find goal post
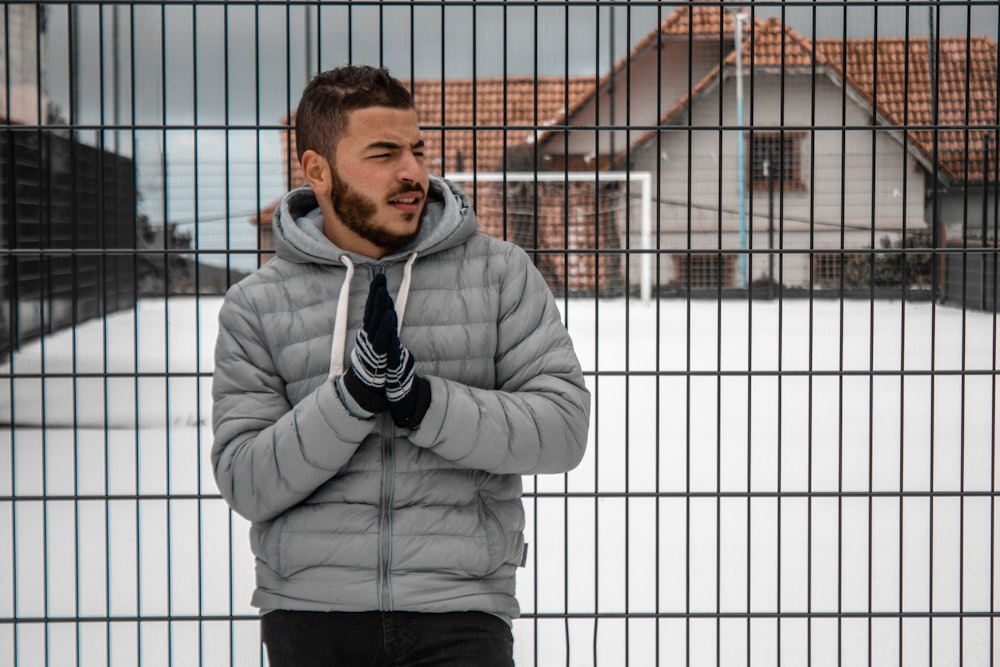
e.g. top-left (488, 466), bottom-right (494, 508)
top-left (444, 171), bottom-right (653, 302)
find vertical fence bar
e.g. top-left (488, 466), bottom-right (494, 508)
top-left (0, 20), bottom-right (9, 639)
top-left (583, 7), bottom-right (596, 664)
top-left (654, 7), bottom-right (664, 665)
top-left (626, 0), bottom-right (634, 658)
top-left (992, 15), bottom-right (1000, 664)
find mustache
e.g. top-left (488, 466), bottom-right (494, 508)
top-left (389, 183), bottom-right (425, 198)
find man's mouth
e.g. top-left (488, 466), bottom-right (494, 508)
top-left (389, 194), bottom-right (421, 205)
top-left (388, 189), bottom-right (425, 215)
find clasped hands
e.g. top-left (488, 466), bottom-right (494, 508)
top-left (341, 273), bottom-right (430, 428)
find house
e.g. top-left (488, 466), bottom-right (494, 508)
top-left (255, 4), bottom-right (997, 294)
top-left (534, 6), bottom-right (997, 290)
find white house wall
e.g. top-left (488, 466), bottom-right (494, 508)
top-left (550, 41), bottom-right (727, 160)
top-left (626, 69), bottom-right (928, 288)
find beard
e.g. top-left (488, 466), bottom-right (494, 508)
top-left (330, 168), bottom-right (423, 255)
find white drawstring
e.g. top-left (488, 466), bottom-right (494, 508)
top-left (328, 252), bottom-right (416, 378)
top-left (394, 252), bottom-right (418, 333)
top-left (328, 255), bottom-right (355, 378)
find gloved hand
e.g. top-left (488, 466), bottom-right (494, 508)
top-left (386, 326), bottom-right (432, 428)
top-left (340, 274), bottom-right (394, 415)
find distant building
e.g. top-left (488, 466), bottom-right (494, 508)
top-left (537, 7), bottom-right (997, 290)
top-left (0, 5), bottom-right (48, 126)
top-left (0, 6), bottom-right (139, 353)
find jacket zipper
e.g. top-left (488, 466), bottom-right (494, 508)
top-left (377, 416), bottom-right (395, 610)
top-left (371, 262), bottom-right (392, 610)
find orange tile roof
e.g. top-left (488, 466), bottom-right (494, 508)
top-left (658, 2), bottom-right (746, 38)
top-left (626, 18), bottom-right (998, 183)
top-left (742, 17), bottom-right (820, 67)
top-left (816, 35), bottom-right (998, 182)
top-left (411, 76), bottom-right (596, 174)
top-left (254, 76), bottom-right (596, 225)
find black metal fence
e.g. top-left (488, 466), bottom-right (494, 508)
top-left (1, 2), bottom-right (997, 665)
top-left (0, 128), bottom-right (136, 355)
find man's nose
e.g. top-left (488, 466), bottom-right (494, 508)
top-left (397, 152), bottom-right (424, 182)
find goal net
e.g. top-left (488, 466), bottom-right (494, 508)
top-left (446, 172), bottom-right (650, 298)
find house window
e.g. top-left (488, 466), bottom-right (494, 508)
top-left (749, 132), bottom-right (805, 190)
top-left (676, 254), bottom-right (735, 288)
top-left (814, 253), bottom-right (843, 286)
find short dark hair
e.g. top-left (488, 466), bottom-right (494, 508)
top-left (294, 65), bottom-right (414, 164)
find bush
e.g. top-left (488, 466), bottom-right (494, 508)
top-left (843, 230), bottom-right (934, 288)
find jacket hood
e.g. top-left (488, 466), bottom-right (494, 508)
top-left (269, 174), bottom-right (480, 382)
top-left (271, 174), bottom-right (478, 267)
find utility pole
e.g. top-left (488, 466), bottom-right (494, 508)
top-left (728, 6), bottom-right (749, 288)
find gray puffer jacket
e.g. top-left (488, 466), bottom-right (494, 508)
top-left (211, 175), bottom-right (591, 622)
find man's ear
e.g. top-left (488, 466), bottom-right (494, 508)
top-left (301, 149), bottom-right (332, 196)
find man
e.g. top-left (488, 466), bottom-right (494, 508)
top-left (211, 65), bottom-right (591, 665)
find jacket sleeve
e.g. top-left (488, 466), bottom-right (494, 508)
top-left (407, 245), bottom-right (591, 475)
top-left (210, 284), bottom-right (377, 523)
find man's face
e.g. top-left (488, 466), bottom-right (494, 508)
top-left (326, 106), bottom-right (430, 256)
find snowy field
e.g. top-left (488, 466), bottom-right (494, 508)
top-left (1, 295), bottom-right (997, 666)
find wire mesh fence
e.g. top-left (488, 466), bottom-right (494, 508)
top-left (1, 1), bottom-right (998, 665)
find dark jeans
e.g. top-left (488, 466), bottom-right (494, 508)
top-left (261, 609), bottom-right (514, 667)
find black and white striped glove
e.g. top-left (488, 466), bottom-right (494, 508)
top-left (341, 274), bottom-right (393, 415)
top-left (386, 329), bottom-right (431, 428)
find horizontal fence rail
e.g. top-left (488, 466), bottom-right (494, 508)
top-left (1, 1), bottom-right (998, 665)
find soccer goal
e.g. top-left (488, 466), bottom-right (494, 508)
top-left (446, 171), bottom-right (653, 301)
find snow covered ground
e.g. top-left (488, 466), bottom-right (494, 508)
top-left (1, 295), bottom-right (997, 666)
